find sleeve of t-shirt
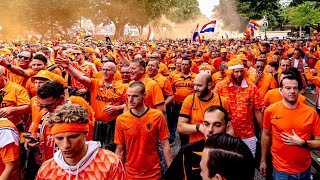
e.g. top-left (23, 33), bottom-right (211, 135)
top-left (0, 142), bottom-right (19, 163)
top-left (151, 83), bottom-right (165, 106)
top-left (264, 92), bottom-right (270, 107)
top-left (157, 113), bottom-right (169, 141)
top-left (114, 117), bottom-right (125, 145)
top-left (263, 107), bottom-right (272, 129)
top-left (311, 110), bottom-right (320, 136)
top-left (253, 86), bottom-right (265, 110)
top-left (179, 95), bottom-right (193, 119)
top-left (89, 78), bottom-right (98, 92)
top-left (163, 79), bottom-right (174, 97)
top-left (270, 77), bottom-right (278, 89)
top-left (16, 86), bottom-right (31, 106)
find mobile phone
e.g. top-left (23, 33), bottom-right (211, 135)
top-left (23, 135), bottom-right (39, 143)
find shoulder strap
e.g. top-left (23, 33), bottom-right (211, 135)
top-left (219, 95), bottom-right (222, 107)
top-left (48, 64), bottom-right (60, 72)
top-left (191, 93), bottom-right (195, 110)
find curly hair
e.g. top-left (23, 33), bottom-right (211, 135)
top-left (48, 104), bottom-right (88, 127)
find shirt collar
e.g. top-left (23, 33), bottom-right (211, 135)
top-left (228, 79), bottom-right (248, 88)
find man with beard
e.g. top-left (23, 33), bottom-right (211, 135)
top-left (178, 72), bottom-right (230, 143)
top-left (214, 59), bottom-right (264, 157)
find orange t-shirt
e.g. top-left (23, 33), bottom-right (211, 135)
top-left (255, 73), bottom-right (278, 98)
top-left (263, 102), bottom-right (320, 174)
top-left (264, 88), bottom-right (307, 107)
top-left (212, 71), bottom-right (225, 87)
top-left (171, 72), bottom-right (197, 104)
top-left (71, 61), bottom-right (97, 89)
top-left (0, 119), bottom-right (19, 180)
top-left (159, 62), bottom-right (169, 76)
top-left (36, 148), bottom-right (125, 180)
top-left (149, 73), bottom-right (173, 98)
top-left (89, 79), bottom-right (127, 121)
top-left (114, 108), bottom-right (169, 179)
top-left (2, 81), bottom-right (30, 125)
top-left (139, 76), bottom-right (165, 108)
top-left (214, 79), bottom-right (264, 138)
top-left (179, 93), bottom-right (230, 142)
top-left (6, 62), bottom-right (34, 87)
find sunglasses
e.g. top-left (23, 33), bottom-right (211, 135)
top-left (40, 98), bottom-right (59, 109)
top-left (73, 53), bottom-right (81, 56)
top-left (18, 55), bottom-right (30, 60)
top-left (256, 65), bottom-right (264, 69)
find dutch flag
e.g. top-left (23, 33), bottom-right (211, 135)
top-left (200, 20), bottom-right (216, 33)
top-left (192, 23), bottom-right (202, 43)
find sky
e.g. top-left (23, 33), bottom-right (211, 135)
top-left (197, 0), bottom-right (219, 18)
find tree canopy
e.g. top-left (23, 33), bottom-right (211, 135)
top-left (285, 1), bottom-right (320, 27)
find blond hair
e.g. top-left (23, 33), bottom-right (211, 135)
top-left (48, 104), bottom-right (88, 127)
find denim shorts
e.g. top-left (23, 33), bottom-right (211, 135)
top-left (273, 167), bottom-right (311, 180)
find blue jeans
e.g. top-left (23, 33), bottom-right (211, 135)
top-left (273, 167), bottom-right (311, 180)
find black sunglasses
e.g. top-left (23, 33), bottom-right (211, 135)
top-left (74, 53), bottom-right (81, 56)
top-left (256, 65), bottom-right (264, 69)
top-left (18, 55), bottom-right (30, 60)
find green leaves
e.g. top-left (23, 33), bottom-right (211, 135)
top-left (285, 1), bottom-right (320, 26)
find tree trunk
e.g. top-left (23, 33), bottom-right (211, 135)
top-left (114, 22), bottom-right (125, 38)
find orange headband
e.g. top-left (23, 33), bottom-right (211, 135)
top-left (51, 123), bottom-right (89, 135)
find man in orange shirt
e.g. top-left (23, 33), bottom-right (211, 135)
top-left (264, 71), bottom-right (307, 107)
top-left (115, 82), bottom-right (172, 180)
top-left (260, 75), bottom-right (320, 179)
top-left (0, 118), bottom-right (19, 180)
top-left (120, 64), bottom-right (131, 85)
top-left (3, 50), bottom-right (33, 86)
top-left (252, 59), bottom-right (278, 97)
top-left (0, 66), bottom-right (30, 132)
top-left (37, 104), bottom-right (125, 180)
top-left (129, 59), bottom-right (165, 112)
top-left (57, 58), bottom-right (127, 151)
top-left (211, 48), bottom-right (229, 70)
top-left (178, 72), bottom-right (230, 143)
top-left (212, 61), bottom-right (227, 87)
top-left (171, 58), bottom-right (197, 146)
top-left (214, 59), bottom-right (264, 156)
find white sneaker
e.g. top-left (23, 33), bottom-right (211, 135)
top-left (311, 90), bottom-right (316, 94)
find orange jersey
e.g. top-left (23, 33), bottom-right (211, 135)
top-left (171, 72), bottom-right (197, 104)
top-left (179, 93), bottom-right (230, 142)
top-left (214, 79), bottom-right (264, 138)
top-left (255, 73), bottom-right (278, 97)
top-left (139, 76), bottom-right (165, 108)
top-left (264, 88), bottom-right (307, 107)
top-left (89, 79), bottom-right (127, 121)
top-left (2, 81), bottom-right (30, 125)
top-left (149, 73), bottom-right (173, 98)
top-left (159, 62), bottom-right (169, 76)
top-left (37, 148), bottom-right (125, 180)
top-left (212, 71), bottom-right (225, 87)
top-left (263, 102), bottom-right (320, 174)
top-left (6, 62), bottom-right (34, 87)
top-left (0, 119), bottom-right (19, 180)
top-left (114, 108), bottom-right (169, 179)
top-left (71, 61), bottom-right (97, 89)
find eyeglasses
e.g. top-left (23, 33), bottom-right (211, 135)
top-left (256, 66), bottom-right (264, 69)
top-left (40, 98), bottom-right (59, 109)
top-left (73, 53), bottom-right (81, 56)
top-left (18, 55), bottom-right (30, 60)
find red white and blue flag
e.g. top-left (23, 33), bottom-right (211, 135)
top-left (192, 23), bottom-right (201, 43)
top-left (248, 20), bottom-right (260, 30)
top-left (147, 26), bottom-right (155, 40)
top-left (200, 20), bottom-right (216, 33)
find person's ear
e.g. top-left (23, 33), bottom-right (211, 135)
top-left (214, 173), bottom-right (226, 180)
top-left (279, 88), bottom-right (283, 96)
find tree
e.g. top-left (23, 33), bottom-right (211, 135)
top-left (167, 0), bottom-right (200, 24)
top-left (285, 1), bottom-right (320, 27)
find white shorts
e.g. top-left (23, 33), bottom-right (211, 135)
top-left (242, 136), bottom-right (257, 157)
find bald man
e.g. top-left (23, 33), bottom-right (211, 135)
top-left (0, 66), bottom-right (30, 132)
top-left (178, 72), bottom-right (231, 143)
top-left (56, 58), bottom-right (127, 151)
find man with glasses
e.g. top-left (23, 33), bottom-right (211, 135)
top-left (67, 47), bottom-right (97, 101)
top-left (2, 50), bottom-right (33, 86)
top-left (253, 59), bottom-right (278, 97)
top-left (120, 64), bottom-right (130, 85)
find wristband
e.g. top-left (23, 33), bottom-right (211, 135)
top-left (302, 140), bottom-right (308, 148)
top-left (196, 124), bottom-right (200, 132)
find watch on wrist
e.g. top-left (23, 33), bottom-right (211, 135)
top-left (302, 140), bottom-right (308, 148)
top-left (196, 124), bottom-right (200, 132)
top-left (6, 63), bottom-right (11, 68)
